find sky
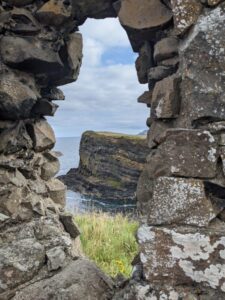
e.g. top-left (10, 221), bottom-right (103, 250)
top-left (48, 18), bottom-right (148, 138)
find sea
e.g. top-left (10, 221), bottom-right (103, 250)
top-left (55, 137), bottom-right (136, 214)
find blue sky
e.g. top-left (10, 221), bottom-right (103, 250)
top-left (48, 18), bottom-right (148, 137)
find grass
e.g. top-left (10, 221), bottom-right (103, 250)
top-left (75, 212), bottom-right (139, 278)
top-left (85, 130), bottom-right (146, 140)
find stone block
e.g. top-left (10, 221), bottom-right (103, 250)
top-left (46, 178), bottom-right (66, 207)
top-left (46, 247), bottom-right (66, 271)
top-left (59, 212), bottom-right (80, 238)
top-left (154, 37), bottom-right (178, 63)
top-left (135, 42), bottom-right (153, 84)
top-left (147, 129), bottom-right (218, 178)
top-left (149, 177), bottom-right (216, 226)
top-left (138, 224), bottom-right (225, 292)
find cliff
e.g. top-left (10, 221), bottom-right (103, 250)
top-left (60, 131), bottom-right (149, 202)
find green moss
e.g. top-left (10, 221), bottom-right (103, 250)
top-left (85, 130), bottom-right (146, 141)
top-left (106, 178), bottom-right (123, 189)
top-left (75, 212), bottom-right (139, 277)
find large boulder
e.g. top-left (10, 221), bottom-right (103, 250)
top-left (12, 259), bottom-right (114, 300)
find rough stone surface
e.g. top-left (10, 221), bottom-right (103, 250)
top-left (135, 42), bottom-right (153, 84)
top-left (60, 212), bottom-right (80, 238)
top-left (147, 129), bottom-right (218, 178)
top-left (138, 223), bottom-right (225, 292)
top-left (12, 259), bottom-right (114, 300)
top-left (154, 37), bottom-right (178, 63)
top-left (148, 177), bottom-right (216, 226)
top-left (118, 0), bottom-right (172, 51)
top-left (171, 0), bottom-right (202, 35)
top-left (151, 75), bottom-right (181, 119)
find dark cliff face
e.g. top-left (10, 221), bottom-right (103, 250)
top-left (60, 131), bottom-right (149, 202)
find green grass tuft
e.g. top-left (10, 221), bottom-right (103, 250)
top-left (75, 212), bottom-right (139, 278)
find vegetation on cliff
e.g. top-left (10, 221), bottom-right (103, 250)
top-left (60, 131), bottom-right (149, 202)
top-left (75, 212), bottom-right (139, 277)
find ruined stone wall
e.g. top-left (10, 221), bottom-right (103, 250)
top-left (0, 0), bottom-right (225, 299)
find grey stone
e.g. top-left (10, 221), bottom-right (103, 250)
top-left (154, 37), bottom-right (178, 63)
top-left (31, 100), bottom-right (58, 117)
top-left (149, 177), bottom-right (216, 226)
top-left (148, 65), bottom-right (177, 88)
top-left (135, 42), bottom-right (153, 84)
top-left (151, 75), bottom-right (181, 119)
top-left (138, 223), bottom-right (225, 291)
top-left (27, 119), bottom-right (56, 152)
top-left (46, 247), bottom-right (66, 271)
top-left (46, 178), bottom-right (66, 207)
top-left (12, 259), bottom-right (114, 300)
top-left (137, 91), bottom-right (152, 106)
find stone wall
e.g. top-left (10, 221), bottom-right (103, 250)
top-left (0, 0), bottom-right (225, 299)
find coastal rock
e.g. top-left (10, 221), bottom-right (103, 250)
top-left (137, 91), bottom-right (152, 107)
top-left (147, 129), bottom-right (218, 178)
top-left (118, 0), bottom-right (172, 51)
top-left (138, 223), bottom-right (225, 291)
top-left (59, 212), bottom-right (80, 238)
top-left (46, 247), bottom-right (66, 271)
top-left (46, 178), bottom-right (66, 206)
top-left (60, 131), bottom-right (149, 202)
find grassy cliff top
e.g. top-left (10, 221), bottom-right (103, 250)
top-left (84, 130), bottom-right (146, 140)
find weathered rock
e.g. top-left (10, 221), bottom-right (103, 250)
top-left (138, 223), bottom-right (225, 291)
top-left (31, 100), bottom-right (58, 117)
top-left (0, 238), bottom-right (45, 294)
top-left (59, 131), bottom-right (149, 201)
top-left (151, 75), bottom-right (180, 119)
top-left (178, 4), bottom-right (225, 127)
top-left (72, 0), bottom-right (117, 20)
top-left (148, 177), bottom-right (216, 226)
top-left (4, 0), bottom-right (35, 7)
top-left (137, 91), bottom-right (152, 107)
top-left (118, 0), bottom-right (172, 51)
top-left (12, 259), bottom-right (114, 300)
top-left (0, 36), bottom-right (64, 75)
top-left (41, 87), bottom-right (65, 101)
top-left (154, 36), bottom-right (178, 63)
top-left (0, 69), bottom-right (39, 120)
top-left (135, 42), bottom-right (153, 84)
top-left (27, 119), bottom-right (56, 152)
top-left (46, 247), bottom-right (66, 271)
top-left (147, 129), bottom-right (218, 178)
top-left (36, 0), bottom-right (72, 27)
top-left (148, 65), bottom-right (177, 88)
top-left (171, 0), bottom-right (203, 35)
top-left (46, 178), bottom-right (66, 207)
top-left (59, 212), bottom-right (80, 238)
top-left (41, 151), bottom-right (60, 181)
top-left (0, 121), bottom-right (32, 155)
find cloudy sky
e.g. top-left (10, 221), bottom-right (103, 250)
top-left (48, 18), bottom-right (148, 137)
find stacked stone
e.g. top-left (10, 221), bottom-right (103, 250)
top-left (0, 1), bottom-right (114, 299)
top-left (131, 0), bottom-right (225, 298)
top-left (1, 0), bottom-right (225, 299)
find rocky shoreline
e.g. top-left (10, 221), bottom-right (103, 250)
top-left (59, 131), bottom-right (149, 202)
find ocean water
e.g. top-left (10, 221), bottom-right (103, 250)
top-left (55, 137), bottom-right (136, 214)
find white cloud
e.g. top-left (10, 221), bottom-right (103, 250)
top-left (48, 18), bottom-right (148, 137)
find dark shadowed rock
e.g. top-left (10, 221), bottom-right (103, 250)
top-left (60, 212), bottom-right (80, 238)
top-left (135, 42), bottom-right (153, 84)
top-left (137, 91), bottom-right (152, 107)
top-left (31, 99), bottom-right (58, 117)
